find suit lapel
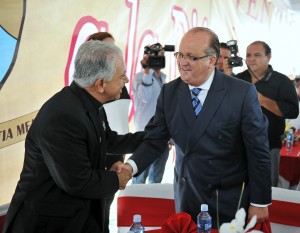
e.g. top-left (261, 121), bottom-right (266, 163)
top-left (185, 70), bottom-right (227, 154)
top-left (177, 81), bottom-right (197, 129)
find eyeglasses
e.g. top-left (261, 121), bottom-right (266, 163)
top-left (174, 52), bottom-right (211, 61)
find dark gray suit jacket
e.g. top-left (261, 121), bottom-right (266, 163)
top-left (129, 69), bottom-right (271, 227)
top-left (3, 82), bottom-right (144, 233)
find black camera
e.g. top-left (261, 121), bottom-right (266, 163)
top-left (226, 40), bottom-right (243, 68)
top-left (144, 43), bottom-right (175, 69)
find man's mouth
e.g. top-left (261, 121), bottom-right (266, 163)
top-left (181, 67), bottom-right (191, 72)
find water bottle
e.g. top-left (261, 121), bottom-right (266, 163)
top-left (197, 204), bottom-right (212, 233)
top-left (286, 128), bottom-right (294, 153)
top-left (129, 214), bottom-right (145, 233)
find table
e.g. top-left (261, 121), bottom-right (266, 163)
top-left (279, 143), bottom-right (300, 190)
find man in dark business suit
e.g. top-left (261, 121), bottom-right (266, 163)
top-left (3, 41), bottom-right (144, 233)
top-left (120, 27), bottom-right (271, 228)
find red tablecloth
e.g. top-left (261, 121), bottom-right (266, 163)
top-left (280, 144), bottom-right (300, 185)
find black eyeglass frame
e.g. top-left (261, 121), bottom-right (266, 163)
top-left (174, 52), bottom-right (212, 61)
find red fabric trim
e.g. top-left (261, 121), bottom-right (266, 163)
top-left (249, 221), bottom-right (271, 233)
top-left (0, 215), bottom-right (5, 232)
top-left (160, 212), bottom-right (197, 233)
top-left (269, 200), bottom-right (300, 227)
top-left (117, 197), bottom-right (175, 226)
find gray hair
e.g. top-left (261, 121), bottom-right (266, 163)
top-left (73, 40), bottom-right (123, 88)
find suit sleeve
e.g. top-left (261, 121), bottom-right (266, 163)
top-left (241, 84), bottom-right (272, 204)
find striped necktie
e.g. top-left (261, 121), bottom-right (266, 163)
top-left (191, 88), bottom-right (202, 116)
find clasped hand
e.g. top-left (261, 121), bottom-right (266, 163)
top-left (110, 161), bottom-right (133, 190)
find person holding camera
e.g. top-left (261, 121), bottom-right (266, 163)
top-left (236, 41), bottom-right (299, 187)
top-left (216, 42), bottom-right (235, 76)
top-left (131, 43), bottom-right (170, 184)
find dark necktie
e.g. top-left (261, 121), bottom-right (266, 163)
top-left (191, 88), bottom-right (202, 116)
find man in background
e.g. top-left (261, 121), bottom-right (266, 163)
top-left (287, 77), bottom-right (300, 131)
top-left (236, 41), bottom-right (299, 187)
top-left (131, 43), bottom-right (170, 184)
top-left (216, 42), bottom-right (235, 76)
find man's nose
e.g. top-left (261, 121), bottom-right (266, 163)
top-left (124, 75), bottom-right (129, 83)
top-left (178, 58), bottom-right (189, 66)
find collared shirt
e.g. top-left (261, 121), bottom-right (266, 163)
top-left (188, 70), bottom-right (214, 105)
top-left (236, 65), bottom-right (299, 149)
top-left (132, 69), bottom-right (166, 131)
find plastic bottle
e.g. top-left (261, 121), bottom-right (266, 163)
top-left (129, 214), bottom-right (145, 233)
top-left (286, 128), bottom-right (294, 153)
top-left (197, 204), bottom-right (212, 233)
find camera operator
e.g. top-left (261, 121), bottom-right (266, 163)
top-left (131, 43), bottom-right (170, 184)
top-left (217, 42), bottom-right (235, 76)
top-left (236, 40), bottom-right (299, 187)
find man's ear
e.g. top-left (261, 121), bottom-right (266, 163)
top-left (95, 78), bottom-right (104, 93)
top-left (209, 55), bottom-right (217, 68)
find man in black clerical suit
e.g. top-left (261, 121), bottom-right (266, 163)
top-left (3, 41), bottom-right (144, 233)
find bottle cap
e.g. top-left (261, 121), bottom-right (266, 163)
top-left (201, 204), bottom-right (208, 211)
top-left (133, 214), bottom-right (141, 222)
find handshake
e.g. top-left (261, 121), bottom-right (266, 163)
top-left (110, 162), bottom-right (133, 190)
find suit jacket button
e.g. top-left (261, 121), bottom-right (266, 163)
top-left (181, 177), bottom-right (186, 182)
top-left (218, 134), bottom-right (222, 139)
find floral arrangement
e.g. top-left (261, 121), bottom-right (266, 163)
top-left (219, 208), bottom-right (262, 233)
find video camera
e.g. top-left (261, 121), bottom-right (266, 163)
top-left (144, 43), bottom-right (175, 69)
top-left (226, 40), bottom-right (243, 68)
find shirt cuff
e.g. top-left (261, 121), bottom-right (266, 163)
top-left (126, 159), bottom-right (138, 175)
top-left (250, 203), bottom-right (271, 207)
